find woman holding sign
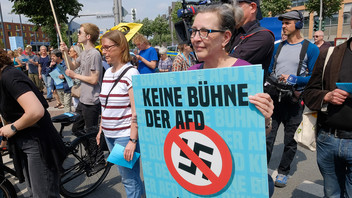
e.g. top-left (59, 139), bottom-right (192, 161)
top-left (188, 4), bottom-right (274, 197)
top-left (96, 30), bottom-right (144, 198)
top-left (0, 49), bottom-right (66, 197)
top-left (188, 3), bottom-right (273, 125)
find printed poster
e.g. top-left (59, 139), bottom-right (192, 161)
top-left (133, 65), bottom-right (268, 197)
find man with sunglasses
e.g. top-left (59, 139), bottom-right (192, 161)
top-left (60, 23), bottom-right (103, 133)
top-left (314, 30), bottom-right (331, 51)
top-left (229, 0), bottom-right (274, 79)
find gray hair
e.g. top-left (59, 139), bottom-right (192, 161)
top-left (196, 2), bottom-right (243, 51)
top-left (159, 46), bottom-right (167, 54)
top-left (40, 45), bottom-right (47, 50)
top-left (71, 45), bottom-right (83, 57)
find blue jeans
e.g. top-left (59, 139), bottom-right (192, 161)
top-left (42, 74), bottom-right (53, 99)
top-left (317, 129), bottom-right (352, 198)
top-left (105, 136), bottom-right (144, 198)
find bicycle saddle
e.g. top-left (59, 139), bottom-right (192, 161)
top-left (51, 112), bottom-right (81, 123)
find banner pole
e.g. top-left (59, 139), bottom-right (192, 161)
top-left (49, 0), bottom-right (71, 70)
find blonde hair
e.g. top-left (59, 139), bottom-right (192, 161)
top-left (81, 23), bottom-right (100, 44)
top-left (102, 30), bottom-right (131, 63)
top-left (132, 33), bottom-right (149, 45)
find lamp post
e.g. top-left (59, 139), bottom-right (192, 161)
top-left (0, 2), bottom-right (8, 50)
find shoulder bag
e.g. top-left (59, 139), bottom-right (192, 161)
top-left (294, 47), bottom-right (334, 151)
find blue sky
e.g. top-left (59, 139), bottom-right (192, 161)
top-left (2, 0), bottom-right (175, 30)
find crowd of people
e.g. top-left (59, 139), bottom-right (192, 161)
top-left (0, 0), bottom-right (351, 197)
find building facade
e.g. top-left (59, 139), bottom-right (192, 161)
top-left (291, 0), bottom-right (352, 43)
top-left (1, 22), bottom-right (49, 51)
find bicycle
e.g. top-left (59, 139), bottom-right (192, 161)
top-left (0, 150), bottom-right (18, 198)
top-left (52, 113), bottom-right (112, 198)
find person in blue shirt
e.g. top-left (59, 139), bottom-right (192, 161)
top-left (132, 33), bottom-right (158, 74)
top-left (266, 10), bottom-right (320, 188)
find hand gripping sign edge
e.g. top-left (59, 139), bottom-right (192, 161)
top-left (164, 122), bottom-right (233, 196)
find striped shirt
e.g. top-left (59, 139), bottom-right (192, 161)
top-left (99, 63), bottom-right (139, 138)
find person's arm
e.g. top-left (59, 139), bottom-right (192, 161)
top-left (60, 42), bottom-right (79, 70)
top-left (136, 55), bottom-right (157, 69)
top-left (65, 69), bottom-right (100, 85)
top-left (38, 63), bottom-right (42, 79)
top-left (296, 44), bottom-right (320, 86)
top-left (14, 58), bottom-right (22, 68)
top-left (96, 116), bottom-right (103, 146)
top-left (0, 91), bottom-right (44, 138)
top-left (124, 87), bottom-right (138, 161)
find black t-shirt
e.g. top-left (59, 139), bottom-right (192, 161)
top-left (0, 66), bottom-right (66, 174)
top-left (325, 42), bottom-right (352, 130)
top-left (0, 66), bottom-right (48, 122)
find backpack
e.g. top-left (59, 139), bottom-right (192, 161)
top-left (264, 39), bottom-right (310, 103)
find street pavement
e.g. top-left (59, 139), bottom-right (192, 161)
top-left (4, 97), bottom-right (324, 198)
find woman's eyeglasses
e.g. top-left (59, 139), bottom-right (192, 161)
top-left (189, 28), bottom-right (225, 39)
top-left (101, 44), bottom-right (118, 52)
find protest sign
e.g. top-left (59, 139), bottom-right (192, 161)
top-left (133, 65), bottom-right (268, 197)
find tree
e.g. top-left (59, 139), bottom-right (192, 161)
top-left (261, 0), bottom-right (291, 17)
top-left (305, 0), bottom-right (343, 19)
top-left (137, 18), bottom-right (153, 39)
top-left (171, 1), bottom-right (183, 24)
top-left (151, 15), bottom-right (170, 46)
top-left (9, 0), bottom-right (83, 47)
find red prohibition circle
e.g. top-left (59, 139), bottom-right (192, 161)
top-left (164, 122), bottom-right (233, 195)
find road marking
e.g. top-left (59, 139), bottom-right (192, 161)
top-left (296, 180), bottom-right (324, 197)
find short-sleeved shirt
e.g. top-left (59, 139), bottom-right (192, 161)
top-left (38, 55), bottom-right (51, 76)
top-left (26, 54), bottom-right (39, 74)
top-left (138, 47), bottom-right (158, 74)
top-left (158, 57), bottom-right (173, 71)
top-left (99, 63), bottom-right (140, 138)
top-left (76, 48), bottom-right (103, 105)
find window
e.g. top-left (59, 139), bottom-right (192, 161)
top-left (24, 32), bottom-right (27, 37)
top-left (15, 25), bottom-right (19, 30)
top-left (343, 12), bottom-right (351, 24)
top-left (8, 31), bottom-right (12, 36)
top-left (16, 32), bottom-right (20, 36)
top-left (23, 26), bottom-right (26, 31)
top-left (7, 24), bottom-right (11, 29)
top-left (30, 27), bottom-right (33, 31)
top-left (43, 34), bottom-right (45, 38)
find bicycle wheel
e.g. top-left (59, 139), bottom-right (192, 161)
top-left (0, 176), bottom-right (17, 198)
top-left (60, 132), bottom-right (112, 198)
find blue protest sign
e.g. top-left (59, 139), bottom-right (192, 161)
top-left (132, 65), bottom-right (268, 197)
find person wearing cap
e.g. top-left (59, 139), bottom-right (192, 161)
top-left (157, 47), bottom-right (173, 72)
top-left (24, 45), bottom-right (42, 90)
top-left (313, 30), bottom-right (331, 51)
top-left (302, 7), bottom-right (352, 198)
top-left (266, 10), bottom-right (320, 188)
top-left (229, 0), bottom-right (275, 78)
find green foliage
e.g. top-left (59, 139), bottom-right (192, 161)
top-left (305, 0), bottom-right (343, 19)
top-left (171, 1), bottom-right (183, 24)
top-left (9, 0), bottom-right (83, 47)
top-left (136, 18), bottom-right (153, 39)
top-left (261, 0), bottom-right (291, 17)
top-left (136, 15), bottom-right (172, 46)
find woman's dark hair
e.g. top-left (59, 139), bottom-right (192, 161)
top-left (0, 49), bottom-right (13, 71)
top-left (51, 49), bottom-right (63, 59)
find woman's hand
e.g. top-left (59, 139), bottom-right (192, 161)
top-left (0, 124), bottom-right (16, 139)
top-left (124, 141), bottom-right (136, 162)
top-left (96, 130), bottom-right (102, 146)
top-left (248, 93), bottom-right (274, 119)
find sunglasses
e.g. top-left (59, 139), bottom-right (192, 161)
top-left (313, 35), bottom-right (320, 38)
